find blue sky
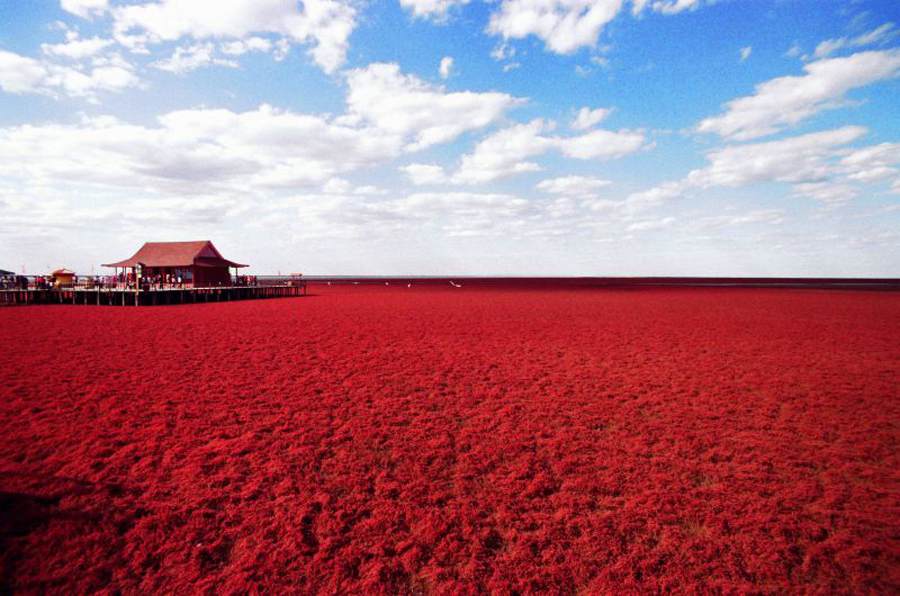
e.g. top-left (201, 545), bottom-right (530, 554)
top-left (0, 0), bottom-right (898, 276)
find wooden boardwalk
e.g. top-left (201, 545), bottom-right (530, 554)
top-left (1, 284), bottom-right (306, 307)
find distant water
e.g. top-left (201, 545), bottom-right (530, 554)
top-left (291, 276), bottom-right (900, 290)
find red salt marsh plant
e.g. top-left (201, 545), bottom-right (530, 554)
top-left (0, 284), bottom-right (898, 593)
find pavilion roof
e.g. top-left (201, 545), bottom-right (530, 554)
top-left (102, 241), bottom-right (247, 268)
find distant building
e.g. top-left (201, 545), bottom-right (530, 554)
top-left (51, 268), bottom-right (76, 288)
top-left (103, 240), bottom-right (247, 287)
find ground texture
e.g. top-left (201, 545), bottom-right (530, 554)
top-left (1, 285), bottom-right (898, 593)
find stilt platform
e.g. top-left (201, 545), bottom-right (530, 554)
top-left (1, 284), bottom-right (306, 307)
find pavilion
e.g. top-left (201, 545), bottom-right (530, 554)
top-left (103, 240), bottom-right (247, 287)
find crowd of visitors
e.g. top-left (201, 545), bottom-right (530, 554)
top-left (1, 273), bottom-right (262, 290)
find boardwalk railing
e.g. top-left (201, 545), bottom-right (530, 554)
top-left (0, 275), bottom-right (307, 306)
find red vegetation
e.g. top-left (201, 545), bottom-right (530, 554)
top-left (1, 285), bottom-right (898, 593)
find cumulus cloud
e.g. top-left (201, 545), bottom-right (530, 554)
top-left (220, 37), bottom-right (274, 55)
top-left (691, 209), bottom-right (785, 231)
top-left (393, 192), bottom-right (529, 225)
top-left (61, 0), bottom-right (109, 19)
top-left (1, 59), bottom-right (529, 194)
top-left (537, 175), bottom-right (612, 196)
top-left (111, 0), bottom-right (356, 73)
top-left (791, 181), bottom-right (859, 204)
top-left (491, 42), bottom-right (516, 62)
top-left (453, 119), bottom-right (645, 183)
top-left (626, 216), bottom-right (675, 232)
top-left (813, 22), bottom-right (897, 59)
top-left (41, 34), bottom-right (114, 60)
top-left (399, 0), bottom-right (470, 20)
top-left (571, 106), bottom-right (611, 130)
top-left (401, 163), bottom-right (449, 185)
top-left (686, 126), bottom-right (868, 188)
top-left (632, 0), bottom-right (703, 15)
top-left (0, 105), bottom-right (401, 196)
top-left (344, 62), bottom-right (523, 151)
top-left (151, 43), bottom-right (239, 74)
top-left (271, 190), bottom-right (532, 240)
top-left (487, 0), bottom-right (707, 55)
top-left (487, 0), bottom-right (624, 55)
top-left (439, 56), bottom-right (454, 79)
top-left (839, 142), bottom-right (900, 183)
top-left (624, 126), bottom-right (881, 213)
top-left (0, 49), bottom-right (139, 99)
top-left (560, 128), bottom-right (646, 160)
top-left (620, 180), bottom-right (685, 214)
top-left (454, 119), bottom-right (554, 183)
top-left (698, 49), bottom-right (900, 140)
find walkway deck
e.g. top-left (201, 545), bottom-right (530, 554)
top-left (1, 284), bottom-right (306, 306)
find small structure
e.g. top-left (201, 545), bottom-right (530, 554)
top-left (0, 269), bottom-right (14, 290)
top-left (2, 241), bottom-right (306, 306)
top-left (51, 268), bottom-right (76, 288)
top-left (103, 240), bottom-right (247, 287)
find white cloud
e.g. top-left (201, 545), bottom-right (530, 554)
top-left (0, 51), bottom-right (52, 95)
top-left (322, 177), bottom-right (352, 193)
top-left (401, 163), bottom-right (449, 185)
top-left (400, 0), bottom-right (470, 20)
top-left (571, 106), bottom-right (611, 130)
top-left (686, 126), bottom-right (868, 188)
top-left (393, 192), bottom-right (529, 223)
top-left (487, 0), bottom-right (709, 57)
top-left (344, 62), bottom-right (523, 151)
top-left (61, 0), bottom-right (109, 19)
top-left (0, 49), bottom-right (139, 99)
top-left (621, 180), bottom-right (685, 214)
top-left (559, 128), bottom-right (646, 159)
top-left (623, 126), bottom-right (873, 213)
top-left (692, 209), bottom-right (785, 230)
top-left (840, 142), bottom-right (900, 183)
top-left (632, 0), bottom-right (703, 15)
top-left (488, 0), bottom-right (624, 55)
top-left (273, 190), bottom-right (532, 240)
top-left (151, 43), bottom-right (239, 74)
top-left (112, 0), bottom-right (356, 73)
top-left (739, 46), bottom-right (752, 62)
top-left (627, 216), bottom-right (675, 232)
top-left (785, 42), bottom-right (803, 58)
top-left (0, 105), bottom-right (401, 195)
top-left (220, 37), bottom-right (274, 55)
top-left (41, 35), bottom-right (114, 60)
top-left (491, 42), bottom-right (516, 61)
top-left (813, 22), bottom-right (897, 59)
top-left (453, 119), bottom-right (645, 183)
top-left (537, 175), bottom-right (611, 196)
top-left (792, 181), bottom-right (858, 204)
top-left (439, 56), bottom-right (454, 79)
top-left (454, 119), bottom-right (553, 183)
top-left (698, 49), bottom-right (900, 140)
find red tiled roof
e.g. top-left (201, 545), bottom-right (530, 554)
top-left (102, 241), bottom-right (247, 268)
